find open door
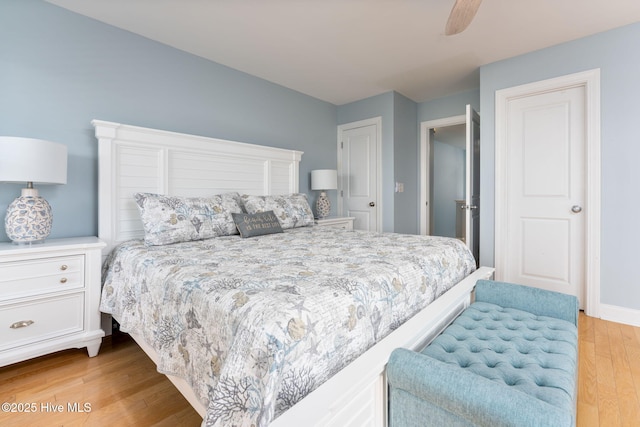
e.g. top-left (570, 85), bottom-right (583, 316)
top-left (464, 104), bottom-right (480, 266)
top-left (420, 106), bottom-right (480, 264)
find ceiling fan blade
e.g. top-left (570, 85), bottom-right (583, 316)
top-left (445, 0), bottom-right (483, 36)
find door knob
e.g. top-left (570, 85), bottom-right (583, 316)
top-left (571, 205), bottom-right (582, 213)
top-left (369, 202), bottom-right (375, 207)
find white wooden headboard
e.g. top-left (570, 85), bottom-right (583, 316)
top-left (93, 120), bottom-right (303, 254)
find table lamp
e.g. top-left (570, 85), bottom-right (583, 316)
top-left (0, 137), bottom-right (67, 244)
top-left (311, 169), bottom-right (337, 219)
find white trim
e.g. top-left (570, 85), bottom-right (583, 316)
top-left (419, 115), bottom-right (466, 235)
top-left (337, 117), bottom-right (383, 232)
top-left (494, 69), bottom-right (601, 317)
top-left (599, 304), bottom-right (640, 327)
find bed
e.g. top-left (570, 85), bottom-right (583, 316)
top-left (94, 120), bottom-right (494, 427)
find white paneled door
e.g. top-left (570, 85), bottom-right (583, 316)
top-left (338, 118), bottom-right (380, 232)
top-left (498, 85), bottom-right (587, 306)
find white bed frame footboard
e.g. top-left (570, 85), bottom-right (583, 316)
top-left (94, 120), bottom-right (494, 426)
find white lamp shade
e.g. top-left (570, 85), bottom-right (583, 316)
top-left (311, 169), bottom-right (337, 190)
top-left (0, 137), bottom-right (67, 185)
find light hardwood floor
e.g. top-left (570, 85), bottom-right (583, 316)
top-left (577, 312), bottom-right (640, 426)
top-left (0, 332), bottom-right (201, 426)
top-left (1, 312), bottom-right (638, 426)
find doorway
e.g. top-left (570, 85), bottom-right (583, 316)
top-left (337, 117), bottom-right (382, 232)
top-left (430, 124), bottom-right (466, 239)
top-left (420, 115), bottom-right (465, 236)
top-left (420, 105), bottom-right (480, 265)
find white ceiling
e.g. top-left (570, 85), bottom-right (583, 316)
top-left (45, 0), bottom-right (640, 105)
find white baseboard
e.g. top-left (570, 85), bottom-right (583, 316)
top-left (598, 304), bottom-right (640, 327)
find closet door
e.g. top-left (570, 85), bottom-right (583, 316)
top-left (496, 83), bottom-right (588, 307)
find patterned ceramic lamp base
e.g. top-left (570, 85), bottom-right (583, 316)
top-left (316, 191), bottom-right (331, 218)
top-left (5, 195), bottom-right (53, 244)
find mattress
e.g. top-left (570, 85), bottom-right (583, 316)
top-left (100, 226), bottom-right (476, 426)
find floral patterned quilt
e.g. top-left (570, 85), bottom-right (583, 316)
top-left (100, 226), bottom-right (476, 426)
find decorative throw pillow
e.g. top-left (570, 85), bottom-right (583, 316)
top-left (240, 193), bottom-right (314, 229)
top-left (134, 192), bottom-right (243, 245)
top-left (232, 211), bottom-right (284, 238)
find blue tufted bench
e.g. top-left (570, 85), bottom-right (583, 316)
top-left (387, 280), bottom-right (579, 427)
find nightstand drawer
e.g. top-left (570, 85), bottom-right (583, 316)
top-left (323, 222), bottom-right (350, 230)
top-left (0, 293), bottom-right (84, 352)
top-left (0, 255), bottom-right (85, 300)
top-left (314, 217), bottom-right (355, 231)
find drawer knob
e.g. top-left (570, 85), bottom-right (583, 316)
top-left (60, 265), bottom-right (68, 271)
top-left (10, 320), bottom-right (34, 329)
top-left (60, 278), bottom-right (68, 284)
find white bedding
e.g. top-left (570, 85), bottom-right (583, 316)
top-left (101, 226), bottom-right (476, 426)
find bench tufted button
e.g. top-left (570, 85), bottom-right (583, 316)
top-left (504, 377), bottom-right (518, 386)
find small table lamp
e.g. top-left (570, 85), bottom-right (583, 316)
top-left (311, 169), bottom-right (337, 219)
top-left (0, 137), bottom-right (67, 244)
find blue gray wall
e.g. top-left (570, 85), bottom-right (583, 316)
top-left (0, 0), bottom-right (336, 242)
top-left (418, 89), bottom-right (480, 123)
top-left (480, 23), bottom-right (640, 311)
top-left (336, 91), bottom-right (419, 234)
top-left (337, 92), bottom-right (395, 231)
top-left (432, 140), bottom-right (465, 238)
top-left (393, 92), bottom-right (418, 234)
top-left (3, 1), bottom-right (636, 313)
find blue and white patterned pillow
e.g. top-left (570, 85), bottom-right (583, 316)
top-left (240, 193), bottom-right (314, 229)
top-left (134, 192), bottom-right (243, 245)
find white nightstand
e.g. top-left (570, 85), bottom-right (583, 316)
top-left (314, 217), bottom-right (355, 231)
top-left (0, 237), bottom-right (106, 367)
